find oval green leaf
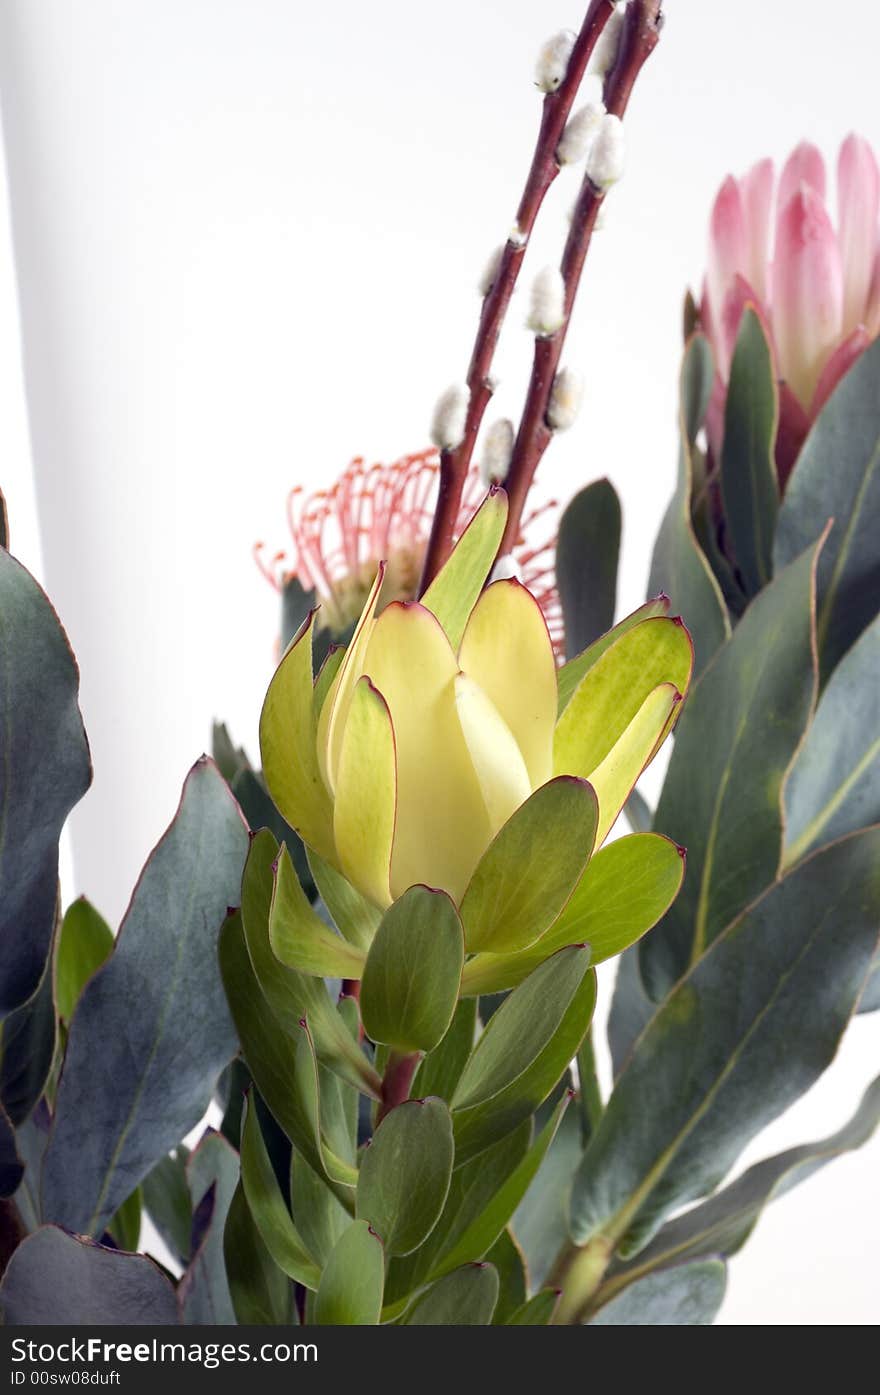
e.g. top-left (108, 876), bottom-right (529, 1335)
top-left (314, 1219), bottom-right (384, 1325)
top-left (361, 886), bottom-right (464, 1052)
top-left (356, 1098), bottom-right (454, 1256)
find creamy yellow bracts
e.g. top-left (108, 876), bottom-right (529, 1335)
top-left (260, 489), bottom-right (692, 910)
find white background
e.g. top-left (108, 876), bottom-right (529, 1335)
top-left (0, 0), bottom-right (877, 1324)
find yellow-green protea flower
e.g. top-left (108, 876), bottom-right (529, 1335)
top-left (260, 489), bottom-right (693, 912)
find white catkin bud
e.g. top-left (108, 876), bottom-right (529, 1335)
top-left (589, 3), bottom-right (626, 76)
top-left (556, 100), bottom-right (606, 166)
top-left (478, 244), bottom-right (504, 296)
top-left (509, 225), bottom-right (528, 248)
top-left (490, 554), bottom-right (522, 584)
top-left (586, 113), bottom-right (626, 190)
top-left (547, 366), bottom-right (583, 431)
top-left (480, 418), bottom-right (515, 487)
top-left (527, 266), bottom-right (566, 337)
top-left (534, 29), bottom-right (576, 92)
top-left (430, 384), bottom-right (469, 451)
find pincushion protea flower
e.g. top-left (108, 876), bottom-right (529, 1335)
top-left (254, 448), bottom-right (563, 654)
top-left (701, 134), bottom-right (880, 480)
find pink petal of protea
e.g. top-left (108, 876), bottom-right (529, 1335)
top-left (741, 158), bottom-right (774, 303)
top-left (772, 186), bottom-right (843, 409)
top-left (811, 326), bottom-right (871, 417)
top-left (706, 175), bottom-right (748, 361)
top-left (866, 242), bottom-right (880, 336)
top-left (777, 141), bottom-right (827, 213)
top-left (720, 273), bottom-right (773, 376)
top-left (838, 134), bottom-right (880, 336)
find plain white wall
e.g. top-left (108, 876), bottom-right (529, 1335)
top-left (0, 0), bottom-right (876, 1324)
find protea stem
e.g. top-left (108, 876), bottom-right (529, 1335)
top-left (549, 1234), bottom-right (614, 1324)
top-left (376, 1049), bottom-right (422, 1124)
top-left (499, 0), bottom-right (664, 557)
top-left (418, 0), bottom-right (616, 593)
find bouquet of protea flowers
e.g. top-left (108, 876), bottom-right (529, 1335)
top-left (0, 0), bottom-right (877, 1332)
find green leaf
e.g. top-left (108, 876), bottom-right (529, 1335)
top-left (290, 1152), bottom-right (350, 1266)
top-left (412, 999), bottom-right (477, 1102)
top-left (860, 953), bottom-right (880, 1013)
top-left (42, 760), bottom-right (247, 1237)
top-left (437, 1093), bottom-right (570, 1279)
top-left (0, 1226), bottom-right (179, 1324)
top-left (56, 898), bottom-right (114, 1024)
top-left (106, 1186), bottom-right (141, 1252)
top-left (641, 538), bottom-right (821, 999)
top-left (460, 778), bottom-right (597, 955)
top-left (0, 548), bottom-right (92, 1013)
top-left (507, 1291), bottom-right (560, 1325)
top-left (307, 849), bottom-right (381, 952)
top-left (220, 914), bottom-right (357, 1195)
top-left (571, 829), bottom-right (880, 1256)
top-left (383, 1123), bottom-right (529, 1314)
top-left (588, 1259), bottom-right (726, 1326)
top-left (269, 842), bottom-right (365, 979)
top-left (281, 575), bottom-right (318, 652)
top-left (421, 489), bottom-right (508, 650)
top-left (402, 1264), bottom-right (499, 1325)
top-left (361, 886), bottom-right (464, 1053)
top-left (599, 1071), bottom-right (880, 1294)
top-left (314, 1219), bottom-right (384, 1325)
top-left (774, 334), bottom-right (880, 682)
top-left (486, 1229), bottom-right (526, 1323)
top-left (556, 479), bottom-right (620, 660)
top-left (179, 1131), bottom-right (239, 1325)
top-left (719, 307), bottom-right (779, 595)
top-left (142, 1148), bottom-right (192, 1263)
top-left (512, 1102), bottom-right (583, 1290)
top-left (452, 947), bottom-right (595, 1164)
top-left (224, 1182), bottom-right (294, 1325)
top-left (784, 614), bottom-right (880, 866)
top-left (557, 597), bottom-right (672, 716)
top-left (648, 333), bottom-right (731, 676)
top-left (260, 610), bottom-right (336, 863)
top-left (463, 834), bottom-right (684, 996)
top-left (11, 1099), bottom-right (51, 1229)
top-left (240, 1092), bottom-right (321, 1291)
top-left (240, 829), bottom-right (380, 1098)
top-left (356, 1098), bottom-right (454, 1256)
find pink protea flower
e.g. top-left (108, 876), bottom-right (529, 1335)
top-left (254, 448), bottom-right (563, 654)
top-left (701, 134), bottom-right (880, 482)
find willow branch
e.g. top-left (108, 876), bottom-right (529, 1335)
top-left (498, 0), bottom-right (664, 557)
top-left (418, 1), bottom-right (616, 594)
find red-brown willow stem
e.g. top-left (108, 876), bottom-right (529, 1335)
top-left (499, 0), bottom-right (664, 557)
top-left (418, 0), bottom-right (615, 594)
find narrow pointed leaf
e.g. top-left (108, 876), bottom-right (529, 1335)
top-left (333, 677), bottom-right (397, 908)
top-left (648, 334), bottom-right (731, 676)
top-left (784, 613), bottom-right (880, 865)
top-left (55, 898), bottom-right (114, 1024)
top-left (224, 1182), bottom-right (294, 1325)
top-left (588, 1259), bottom-right (726, 1326)
top-left (240, 1092), bottom-right (321, 1291)
top-left (269, 842), bottom-right (365, 979)
top-left (774, 334), bottom-right (880, 681)
top-left (507, 1291), bottom-right (560, 1325)
top-left (641, 538), bottom-right (821, 998)
top-left (421, 489), bottom-right (508, 650)
top-left (42, 760), bottom-right (247, 1237)
top-left (571, 829), bottom-right (880, 1256)
top-left (0, 937), bottom-right (57, 1126)
top-left (720, 307), bottom-right (779, 595)
top-left (179, 1132), bottom-right (239, 1325)
top-left (307, 848), bottom-right (381, 952)
top-left (412, 999), bottom-right (478, 1102)
top-left (556, 479), bottom-right (621, 659)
